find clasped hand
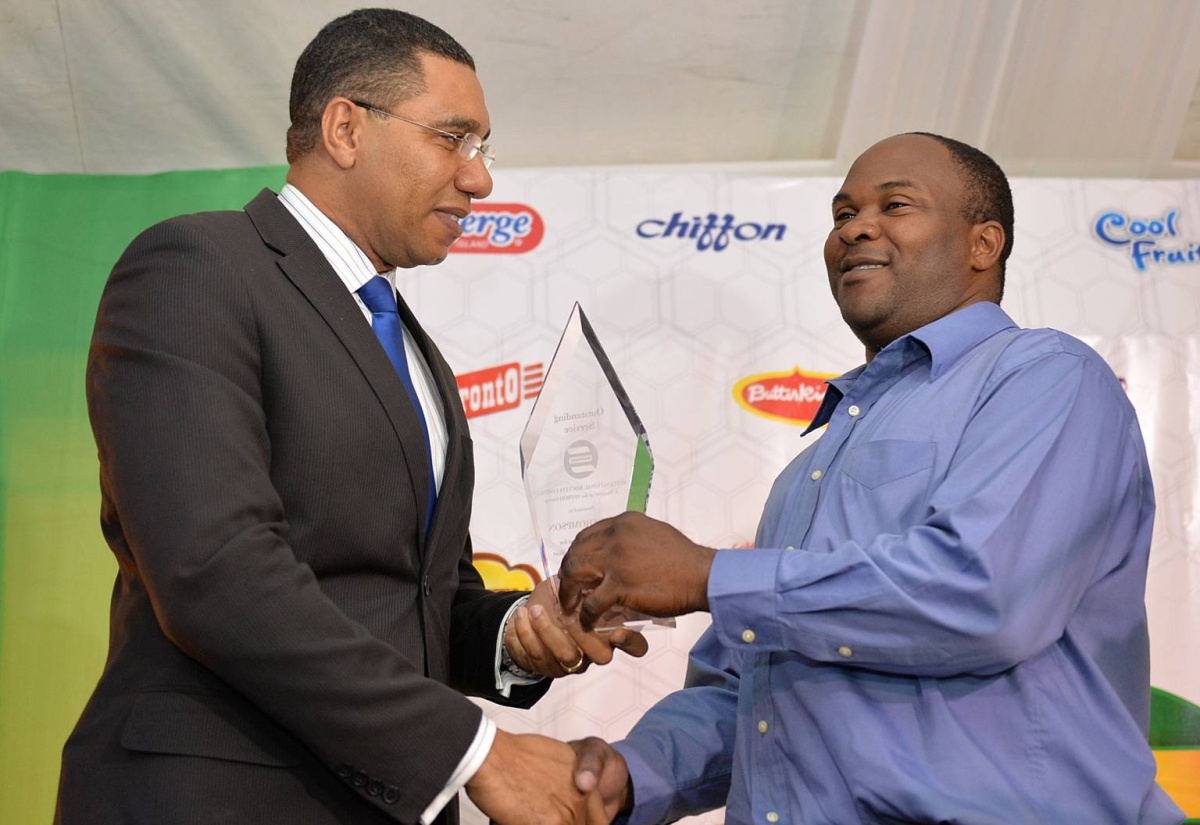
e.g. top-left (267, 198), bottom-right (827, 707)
top-left (504, 575), bottom-right (649, 678)
top-left (557, 512), bottom-right (717, 630)
top-left (467, 731), bottom-right (624, 825)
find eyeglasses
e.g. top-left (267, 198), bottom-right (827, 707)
top-left (349, 99), bottom-right (495, 169)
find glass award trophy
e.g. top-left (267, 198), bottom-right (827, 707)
top-left (520, 303), bottom-right (672, 628)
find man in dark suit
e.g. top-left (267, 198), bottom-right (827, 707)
top-left (56, 9), bottom-right (642, 825)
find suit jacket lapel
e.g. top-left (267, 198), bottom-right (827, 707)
top-left (243, 190), bottom-right (435, 540)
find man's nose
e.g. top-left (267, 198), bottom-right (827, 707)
top-left (458, 156), bottom-right (493, 200)
top-left (839, 213), bottom-right (879, 243)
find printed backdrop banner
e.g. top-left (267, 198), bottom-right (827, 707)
top-left (1, 166), bottom-right (1197, 824)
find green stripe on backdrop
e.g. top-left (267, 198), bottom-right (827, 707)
top-left (0, 165), bottom-right (286, 823)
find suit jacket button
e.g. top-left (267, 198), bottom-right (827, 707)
top-left (335, 762), bottom-right (353, 779)
top-left (423, 575), bottom-right (432, 596)
top-left (383, 786), bottom-right (400, 805)
top-left (352, 770), bottom-right (369, 788)
top-left (367, 779), bottom-right (384, 796)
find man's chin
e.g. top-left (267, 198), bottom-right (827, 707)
top-left (841, 309), bottom-right (887, 341)
top-left (400, 245), bottom-right (451, 268)
top-left (839, 304), bottom-right (878, 330)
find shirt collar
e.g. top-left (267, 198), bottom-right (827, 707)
top-left (278, 183), bottom-right (396, 294)
top-left (802, 302), bottom-right (1016, 435)
top-left (908, 301), bottom-right (1016, 381)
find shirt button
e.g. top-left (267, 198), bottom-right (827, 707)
top-left (848, 405), bottom-right (861, 417)
top-left (742, 629), bottom-right (756, 643)
top-left (838, 645), bottom-right (853, 658)
top-left (757, 720), bottom-right (769, 733)
top-left (766, 813), bottom-right (780, 823)
top-left (785, 545), bottom-right (794, 551)
top-left (810, 470), bottom-right (823, 481)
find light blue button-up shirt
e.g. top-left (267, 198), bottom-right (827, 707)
top-left (616, 303), bottom-right (1184, 825)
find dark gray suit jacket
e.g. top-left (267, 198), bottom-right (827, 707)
top-left (56, 190), bottom-right (547, 824)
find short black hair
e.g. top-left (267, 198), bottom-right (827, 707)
top-left (286, 8), bottom-right (475, 163)
top-left (908, 132), bottom-right (1015, 287)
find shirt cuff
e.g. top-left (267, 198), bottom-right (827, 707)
top-left (707, 547), bottom-right (785, 651)
top-left (612, 740), bottom-right (672, 825)
top-left (495, 594), bottom-right (544, 697)
top-left (420, 714), bottom-right (496, 825)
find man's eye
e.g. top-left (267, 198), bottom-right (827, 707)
top-left (885, 201), bottom-right (909, 210)
top-left (834, 210), bottom-right (855, 222)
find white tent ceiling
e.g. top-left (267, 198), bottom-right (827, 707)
top-left (3, 0), bottom-right (1200, 178)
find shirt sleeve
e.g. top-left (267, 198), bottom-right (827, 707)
top-left (614, 627), bottom-right (740, 825)
top-left (708, 348), bottom-right (1151, 677)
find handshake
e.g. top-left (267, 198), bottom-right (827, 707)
top-left (466, 732), bottom-right (630, 825)
top-left (466, 512), bottom-right (719, 824)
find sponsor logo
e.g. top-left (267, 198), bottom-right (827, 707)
top-left (636, 211), bottom-right (787, 252)
top-left (472, 553), bottom-right (541, 590)
top-left (1093, 208), bottom-right (1200, 271)
top-left (452, 203), bottom-right (545, 253)
top-left (734, 367), bottom-right (836, 426)
top-left (456, 361), bottom-right (544, 419)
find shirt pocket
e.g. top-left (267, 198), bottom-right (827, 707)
top-left (840, 439), bottom-right (936, 490)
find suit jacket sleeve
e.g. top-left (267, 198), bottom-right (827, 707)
top-left (447, 538), bottom-right (549, 706)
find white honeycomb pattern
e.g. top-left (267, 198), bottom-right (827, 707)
top-left (396, 169), bottom-right (1200, 825)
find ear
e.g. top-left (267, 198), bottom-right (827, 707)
top-left (969, 221), bottom-right (1005, 272)
top-left (319, 98), bottom-right (362, 170)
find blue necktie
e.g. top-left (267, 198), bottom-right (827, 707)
top-left (357, 276), bottom-right (437, 529)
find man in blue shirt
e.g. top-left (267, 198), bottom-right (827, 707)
top-left (559, 132), bottom-right (1185, 824)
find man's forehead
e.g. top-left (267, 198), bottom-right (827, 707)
top-left (410, 52), bottom-right (490, 133)
top-left (832, 177), bottom-right (924, 205)
top-left (835, 135), bottom-right (956, 198)
top-left (854, 135), bottom-right (949, 175)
